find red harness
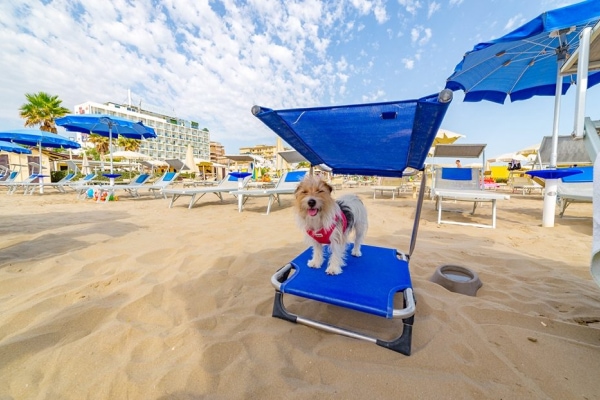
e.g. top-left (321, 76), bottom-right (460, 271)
top-left (307, 212), bottom-right (348, 244)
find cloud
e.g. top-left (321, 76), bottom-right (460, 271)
top-left (402, 58), bottom-right (415, 69)
top-left (398, 0), bottom-right (422, 16)
top-left (410, 26), bottom-right (432, 46)
top-left (504, 13), bottom-right (526, 32)
top-left (427, 2), bottom-right (441, 18)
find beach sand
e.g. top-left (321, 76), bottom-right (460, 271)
top-left (0, 186), bottom-right (599, 399)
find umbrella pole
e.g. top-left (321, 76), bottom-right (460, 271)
top-left (108, 125), bottom-right (116, 186)
top-left (38, 142), bottom-right (44, 194)
top-left (542, 60), bottom-right (566, 228)
top-left (109, 126), bottom-right (114, 175)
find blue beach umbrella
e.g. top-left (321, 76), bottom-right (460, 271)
top-left (445, 0), bottom-right (600, 227)
top-left (0, 140), bottom-right (32, 154)
top-left (0, 128), bottom-right (80, 169)
top-left (56, 114), bottom-right (156, 177)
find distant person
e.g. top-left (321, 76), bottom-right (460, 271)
top-left (455, 159), bottom-right (462, 168)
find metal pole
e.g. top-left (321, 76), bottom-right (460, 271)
top-left (542, 32), bottom-right (570, 227)
top-left (572, 27), bottom-right (591, 139)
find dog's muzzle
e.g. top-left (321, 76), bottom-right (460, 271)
top-left (307, 198), bottom-right (318, 216)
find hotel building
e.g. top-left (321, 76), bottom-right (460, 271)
top-left (72, 101), bottom-right (210, 161)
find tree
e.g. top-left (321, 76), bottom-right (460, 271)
top-left (19, 92), bottom-right (70, 133)
top-left (116, 136), bottom-right (141, 151)
top-left (88, 134), bottom-right (109, 161)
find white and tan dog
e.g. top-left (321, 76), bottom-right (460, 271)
top-left (294, 175), bottom-right (368, 275)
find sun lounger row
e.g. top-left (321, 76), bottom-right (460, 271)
top-left (162, 170), bottom-right (308, 213)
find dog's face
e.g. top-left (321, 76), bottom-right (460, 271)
top-left (294, 175), bottom-right (334, 221)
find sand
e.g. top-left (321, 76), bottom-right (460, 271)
top-left (0, 185), bottom-right (599, 399)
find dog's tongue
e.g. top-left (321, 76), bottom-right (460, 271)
top-left (308, 208), bottom-right (318, 217)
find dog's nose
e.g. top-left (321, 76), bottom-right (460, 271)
top-left (308, 199), bottom-right (316, 208)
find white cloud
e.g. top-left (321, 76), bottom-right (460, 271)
top-left (402, 58), bottom-right (415, 69)
top-left (398, 0), bottom-right (422, 16)
top-left (504, 13), bottom-right (526, 32)
top-left (428, 2), bottom-right (441, 19)
top-left (410, 26), bottom-right (432, 46)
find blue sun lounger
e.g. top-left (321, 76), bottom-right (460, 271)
top-left (253, 90), bottom-right (453, 355)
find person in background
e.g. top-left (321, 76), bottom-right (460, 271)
top-left (455, 159), bottom-right (462, 168)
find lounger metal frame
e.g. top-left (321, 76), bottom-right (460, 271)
top-left (270, 171), bottom-right (426, 355)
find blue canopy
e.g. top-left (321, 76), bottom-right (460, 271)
top-left (0, 140), bottom-right (32, 154)
top-left (0, 129), bottom-right (80, 149)
top-left (252, 91), bottom-right (452, 177)
top-left (55, 114), bottom-right (157, 139)
top-left (445, 0), bottom-right (600, 103)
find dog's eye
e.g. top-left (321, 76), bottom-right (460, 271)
top-left (317, 190), bottom-right (325, 193)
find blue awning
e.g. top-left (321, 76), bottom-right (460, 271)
top-left (252, 91), bottom-right (452, 177)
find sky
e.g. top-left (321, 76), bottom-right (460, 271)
top-left (1, 0), bottom-right (599, 161)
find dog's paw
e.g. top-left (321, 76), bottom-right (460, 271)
top-left (325, 265), bottom-right (343, 275)
top-left (307, 259), bottom-right (322, 268)
top-left (351, 248), bottom-right (362, 257)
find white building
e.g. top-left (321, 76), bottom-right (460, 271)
top-left (72, 101), bottom-right (210, 161)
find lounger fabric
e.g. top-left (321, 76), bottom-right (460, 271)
top-left (282, 245), bottom-right (412, 317)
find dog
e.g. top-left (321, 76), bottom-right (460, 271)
top-left (294, 174), bottom-right (368, 275)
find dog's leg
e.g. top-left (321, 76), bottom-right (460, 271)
top-left (325, 230), bottom-right (346, 275)
top-left (351, 223), bottom-right (366, 257)
top-left (308, 242), bottom-right (324, 268)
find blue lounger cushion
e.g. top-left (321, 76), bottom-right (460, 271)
top-left (280, 244), bottom-right (412, 318)
top-left (441, 167), bottom-right (472, 181)
top-left (561, 166), bottom-right (593, 183)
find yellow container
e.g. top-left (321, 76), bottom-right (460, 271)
top-left (490, 165), bottom-right (509, 180)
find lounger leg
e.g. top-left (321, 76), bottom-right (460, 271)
top-left (491, 199), bottom-right (497, 229)
top-left (266, 195), bottom-right (274, 215)
top-left (169, 194), bottom-right (179, 208)
top-left (188, 194), bottom-right (197, 209)
top-left (272, 289), bottom-right (414, 356)
top-left (437, 196), bottom-right (443, 225)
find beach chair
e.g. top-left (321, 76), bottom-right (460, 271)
top-left (29, 172), bottom-right (76, 194)
top-left (372, 177), bottom-right (407, 199)
top-left (509, 173), bottom-right (544, 195)
top-left (95, 173), bottom-right (152, 202)
top-left (252, 89), bottom-right (453, 355)
top-left (0, 170), bottom-right (19, 189)
top-left (229, 169), bottom-right (308, 214)
top-left (163, 173), bottom-right (252, 209)
top-left (145, 171), bottom-right (180, 198)
top-left (70, 173), bottom-right (98, 198)
top-left (557, 166), bottom-right (593, 218)
top-left (329, 175), bottom-right (345, 190)
top-left (8, 172), bottom-right (40, 195)
top-left (432, 168), bottom-right (510, 228)
top-left (432, 167), bottom-right (510, 229)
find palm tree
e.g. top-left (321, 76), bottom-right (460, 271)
top-left (88, 134), bottom-right (109, 161)
top-left (19, 92), bottom-right (70, 133)
top-left (117, 137), bottom-right (141, 151)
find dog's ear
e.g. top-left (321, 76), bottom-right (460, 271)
top-left (324, 181), bottom-right (333, 193)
